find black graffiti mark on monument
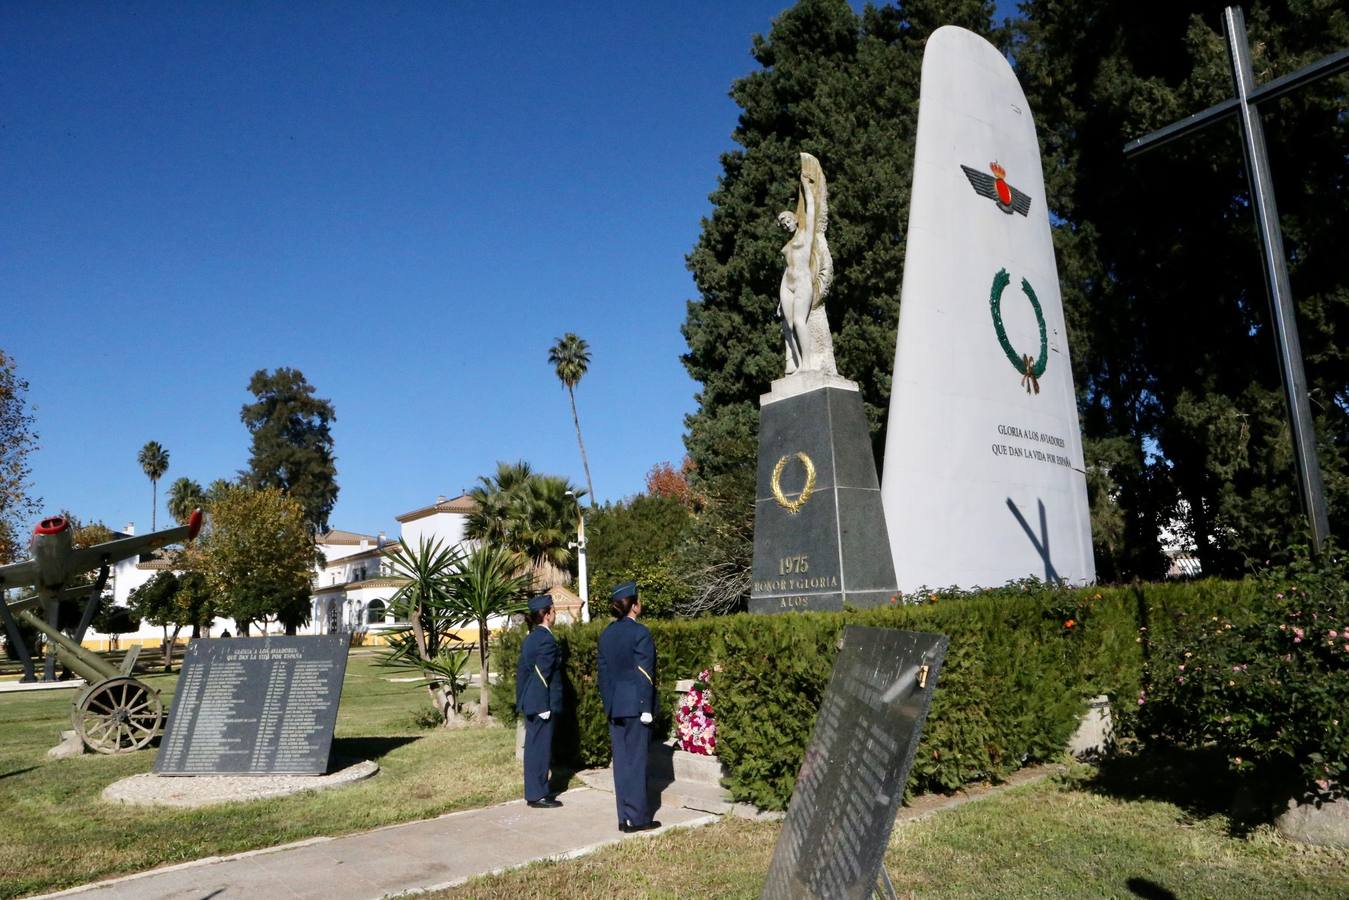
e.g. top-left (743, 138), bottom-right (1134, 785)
top-left (762, 626), bottom-right (948, 899)
top-left (1006, 497), bottom-right (1059, 583)
top-left (154, 635), bottom-right (350, 776)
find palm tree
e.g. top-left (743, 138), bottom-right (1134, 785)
top-left (137, 441), bottom-right (170, 531)
top-left (466, 461), bottom-right (536, 547)
top-left (166, 477), bottom-right (205, 526)
top-left (205, 478), bottom-right (234, 506)
top-left (548, 333), bottom-right (596, 506)
top-left (448, 544), bottom-right (530, 721)
top-left (466, 462), bottom-right (580, 590)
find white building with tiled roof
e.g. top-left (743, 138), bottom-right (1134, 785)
top-left (82, 494), bottom-right (486, 649)
top-left (310, 494), bottom-right (479, 640)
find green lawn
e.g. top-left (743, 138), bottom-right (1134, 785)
top-left (440, 766), bottom-right (1349, 899)
top-left (0, 654), bottom-right (519, 899)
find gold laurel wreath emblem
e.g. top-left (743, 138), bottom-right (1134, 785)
top-left (771, 452), bottom-right (817, 514)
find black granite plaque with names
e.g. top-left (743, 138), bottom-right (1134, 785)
top-left (762, 626), bottom-right (948, 899)
top-left (154, 635), bottom-right (349, 776)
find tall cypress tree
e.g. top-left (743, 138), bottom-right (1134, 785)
top-left (681, 0), bottom-right (1001, 606)
top-left (241, 368), bottom-right (339, 535)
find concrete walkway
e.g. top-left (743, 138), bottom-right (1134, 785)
top-left (36, 787), bottom-right (717, 900)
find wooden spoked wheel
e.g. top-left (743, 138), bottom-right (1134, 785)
top-left (73, 677), bottom-right (164, 754)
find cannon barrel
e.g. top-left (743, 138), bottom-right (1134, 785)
top-left (15, 608), bottom-right (120, 683)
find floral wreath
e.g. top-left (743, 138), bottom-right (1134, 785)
top-left (989, 268), bottom-right (1048, 394)
top-left (675, 669), bottom-right (717, 756)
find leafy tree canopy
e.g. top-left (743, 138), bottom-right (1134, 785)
top-left (241, 368), bottom-right (339, 535)
top-left (191, 485), bottom-right (313, 634)
top-left (586, 493), bottom-right (694, 611)
top-left (1015, 0), bottom-right (1348, 577)
top-left (0, 349), bottom-right (39, 563)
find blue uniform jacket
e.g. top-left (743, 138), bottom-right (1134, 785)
top-left (597, 617), bottom-right (656, 718)
top-left (515, 626), bottom-right (563, 716)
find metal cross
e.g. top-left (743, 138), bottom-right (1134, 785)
top-left (1123, 6), bottom-right (1347, 554)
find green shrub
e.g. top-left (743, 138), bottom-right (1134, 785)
top-left (1134, 554), bottom-right (1349, 802)
top-left (495, 580), bottom-right (1256, 809)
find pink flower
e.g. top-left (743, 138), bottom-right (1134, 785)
top-left (1330, 630), bottom-right (1339, 640)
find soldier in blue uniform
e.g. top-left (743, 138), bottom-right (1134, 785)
top-left (516, 593), bottom-right (563, 808)
top-left (597, 580), bottom-right (660, 832)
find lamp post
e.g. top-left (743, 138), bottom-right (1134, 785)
top-left (566, 490), bottom-right (590, 623)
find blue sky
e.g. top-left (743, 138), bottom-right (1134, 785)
top-left (5, 2), bottom-right (1017, 537)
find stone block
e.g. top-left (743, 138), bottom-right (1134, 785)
top-left (1277, 794), bottom-right (1349, 848)
top-left (750, 380), bottom-right (897, 613)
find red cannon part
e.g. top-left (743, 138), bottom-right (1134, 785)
top-left (188, 508), bottom-right (204, 540)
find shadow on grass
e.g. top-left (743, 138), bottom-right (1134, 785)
top-left (1080, 748), bottom-right (1288, 835)
top-left (0, 765), bottom-right (39, 781)
top-left (1126, 876), bottom-right (1178, 899)
top-left (332, 735), bottom-right (420, 762)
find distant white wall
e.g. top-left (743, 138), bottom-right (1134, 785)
top-left (400, 511), bottom-right (468, 551)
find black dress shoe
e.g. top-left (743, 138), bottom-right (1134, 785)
top-left (620, 820), bottom-right (661, 833)
top-left (527, 798), bottom-right (563, 809)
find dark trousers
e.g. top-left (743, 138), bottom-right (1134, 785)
top-left (608, 716), bottom-right (650, 826)
top-left (523, 713), bottom-right (555, 802)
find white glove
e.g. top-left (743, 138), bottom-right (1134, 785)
top-left (539, 710), bottom-right (551, 720)
top-left (639, 712), bottom-right (652, 724)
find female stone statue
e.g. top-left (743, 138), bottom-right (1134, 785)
top-left (778, 152), bottom-right (836, 375)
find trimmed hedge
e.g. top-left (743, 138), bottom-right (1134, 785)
top-left (493, 580), bottom-right (1255, 809)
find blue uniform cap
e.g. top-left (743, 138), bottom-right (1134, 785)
top-left (528, 594), bottom-right (553, 613)
top-left (611, 580), bottom-right (638, 601)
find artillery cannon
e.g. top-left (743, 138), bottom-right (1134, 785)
top-left (5, 596), bottom-right (165, 753)
top-left (0, 510), bottom-right (203, 753)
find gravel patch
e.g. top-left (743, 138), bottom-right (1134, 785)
top-left (101, 757), bottom-right (379, 808)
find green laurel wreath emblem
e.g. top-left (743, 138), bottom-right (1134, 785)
top-left (989, 268), bottom-right (1048, 393)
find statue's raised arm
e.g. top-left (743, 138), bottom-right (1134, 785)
top-left (777, 152), bottom-right (837, 376)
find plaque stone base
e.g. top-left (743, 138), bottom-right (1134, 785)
top-left (749, 374), bottom-right (898, 614)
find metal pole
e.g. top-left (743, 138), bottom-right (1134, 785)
top-left (42, 598), bottom-right (59, 681)
top-left (1223, 6), bottom-right (1331, 552)
top-left (0, 596), bottom-right (36, 682)
top-left (74, 564), bottom-right (110, 645)
top-left (576, 510), bottom-right (590, 624)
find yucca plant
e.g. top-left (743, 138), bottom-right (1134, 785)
top-left (377, 536), bottom-right (470, 726)
top-left (448, 544), bottom-right (531, 721)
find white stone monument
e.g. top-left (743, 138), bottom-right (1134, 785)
top-left (880, 26), bottom-right (1095, 591)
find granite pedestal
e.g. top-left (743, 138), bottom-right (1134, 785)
top-left (749, 372), bottom-right (898, 614)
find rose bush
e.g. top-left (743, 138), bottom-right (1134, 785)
top-left (1134, 549), bottom-right (1349, 802)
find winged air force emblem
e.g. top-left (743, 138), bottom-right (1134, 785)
top-left (960, 162), bottom-right (1031, 216)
